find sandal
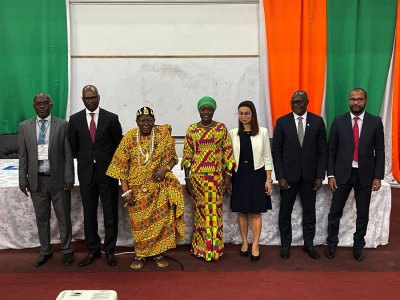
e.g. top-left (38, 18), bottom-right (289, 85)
top-left (130, 257), bottom-right (145, 270)
top-left (153, 255), bottom-right (169, 268)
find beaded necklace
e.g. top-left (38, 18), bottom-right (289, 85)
top-left (136, 127), bottom-right (155, 164)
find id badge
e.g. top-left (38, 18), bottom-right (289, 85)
top-left (38, 144), bottom-right (49, 160)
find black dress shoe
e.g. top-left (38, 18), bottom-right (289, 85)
top-left (79, 251), bottom-right (101, 267)
top-left (34, 253), bottom-right (53, 267)
top-left (63, 252), bottom-right (75, 266)
top-left (106, 253), bottom-right (117, 266)
top-left (353, 248), bottom-right (364, 261)
top-left (303, 246), bottom-right (320, 260)
top-left (280, 246), bottom-right (290, 259)
top-left (325, 244), bottom-right (336, 259)
top-left (250, 254), bottom-right (260, 261)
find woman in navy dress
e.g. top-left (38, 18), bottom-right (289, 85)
top-left (230, 101), bottom-right (273, 261)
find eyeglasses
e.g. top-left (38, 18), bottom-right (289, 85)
top-left (349, 98), bottom-right (365, 103)
top-left (239, 112), bottom-right (251, 117)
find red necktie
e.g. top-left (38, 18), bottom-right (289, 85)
top-left (89, 113), bottom-right (96, 143)
top-left (353, 116), bottom-right (359, 161)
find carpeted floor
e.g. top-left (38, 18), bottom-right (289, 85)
top-left (0, 189), bottom-right (399, 299)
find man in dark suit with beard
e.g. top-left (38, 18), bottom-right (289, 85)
top-left (272, 90), bottom-right (327, 260)
top-left (68, 85), bottom-right (122, 267)
top-left (325, 88), bottom-right (385, 261)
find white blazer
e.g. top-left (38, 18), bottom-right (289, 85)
top-left (229, 127), bottom-right (273, 172)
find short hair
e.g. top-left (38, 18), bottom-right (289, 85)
top-left (33, 93), bottom-right (51, 103)
top-left (291, 90), bottom-right (308, 99)
top-left (82, 84), bottom-right (99, 95)
top-left (237, 100), bottom-right (259, 136)
top-left (349, 88), bottom-right (367, 100)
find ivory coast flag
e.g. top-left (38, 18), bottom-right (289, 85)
top-left (0, 0), bottom-right (69, 134)
top-left (392, 2), bottom-right (400, 182)
top-left (260, 0), bottom-right (399, 182)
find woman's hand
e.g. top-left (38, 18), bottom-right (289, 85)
top-left (224, 174), bottom-right (232, 195)
top-left (265, 181), bottom-right (272, 196)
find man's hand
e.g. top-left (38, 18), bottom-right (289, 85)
top-left (278, 178), bottom-right (290, 190)
top-left (122, 193), bottom-right (135, 207)
top-left (328, 177), bottom-right (337, 192)
top-left (19, 185), bottom-right (30, 196)
top-left (152, 166), bottom-right (169, 182)
top-left (371, 178), bottom-right (382, 191)
top-left (313, 178), bottom-right (323, 191)
top-left (64, 182), bottom-right (74, 191)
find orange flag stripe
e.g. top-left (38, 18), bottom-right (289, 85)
top-left (392, 3), bottom-right (400, 182)
top-left (264, 0), bottom-right (326, 126)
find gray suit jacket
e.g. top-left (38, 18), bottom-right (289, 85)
top-left (18, 116), bottom-right (74, 192)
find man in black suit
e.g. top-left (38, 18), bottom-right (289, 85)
top-left (325, 88), bottom-right (385, 261)
top-left (272, 90), bottom-right (327, 260)
top-left (68, 85), bottom-right (122, 267)
top-left (19, 93), bottom-right (75, 267)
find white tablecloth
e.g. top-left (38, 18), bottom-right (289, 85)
top-left (0, 159), bottom-right (391, 249)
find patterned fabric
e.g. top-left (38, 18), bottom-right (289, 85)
top-left (106, 124), bottom-right (184, 258)
top-left (182, 122), bottom-right (234, 261)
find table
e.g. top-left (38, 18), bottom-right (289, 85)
top-left (0, 159), bottom-right (391, 249)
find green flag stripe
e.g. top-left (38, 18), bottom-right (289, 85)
top-left (0, 0), bottom-right (68, 134)
top-left (326, 0), bottom-right (397, 130)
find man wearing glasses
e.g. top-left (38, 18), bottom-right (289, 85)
top-left (325, 88), bottom-right (385, 261)
top-left (68, 85), bottom-right (122, 267)
top-left (272, 90), bottom-right (328, 260)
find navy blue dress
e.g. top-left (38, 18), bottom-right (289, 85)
top-left (230, 131), bottom-right (272, 213)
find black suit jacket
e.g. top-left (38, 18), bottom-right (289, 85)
top-left (68, 108), bottom-right (122, 184)
top-left (328, 111), bottom-right (385, 186)
top-left (272, 112), bottom-right (328, 182)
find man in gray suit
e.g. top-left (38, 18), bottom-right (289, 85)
top-left (18, 93), bottom-right (75, 267)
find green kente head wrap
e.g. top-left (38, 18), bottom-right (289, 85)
top-left (197, 96), bottom-right (217, 110)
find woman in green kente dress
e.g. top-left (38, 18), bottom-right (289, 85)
top-left (107, 107), bottom-right (184, 270)
top-left (182, 96), bottom-right (235, 261)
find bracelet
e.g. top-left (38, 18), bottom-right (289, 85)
top-left (185, 177), bottom-right (191, 180)
top-left (225, 171), bottom-right (232, 177)
top-left (121, 190), bottom-right (132, 197)
top-left (267, 179), bottom-right (273, 183)
top-left (165, 165), bottom-right (171, 171)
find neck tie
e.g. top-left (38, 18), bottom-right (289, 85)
top-left (38, 120), bottom-right (46, 145)
top-left (353, 116), bottom-right (360, 161)
top-left (297, 116), bottom-right (304, 146)
top-left (89, 113), bottom-right (96, 143)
